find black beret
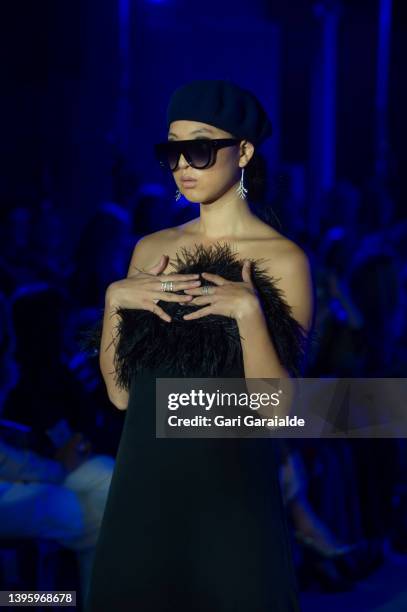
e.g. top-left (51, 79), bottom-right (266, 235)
top-left (166, 79), bottom-right (272, 146)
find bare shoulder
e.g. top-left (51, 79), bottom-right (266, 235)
top-left (134, 226), bottom-right (180, 252)
top-left (245, 222), bottom-right (308, 270)
top-left (127, 227), bottom-right (178, 275)
top-left (262, 233), bottom-right (311, 275)
top-left (255, 230), bottom-right (314, 332)
top-left (127, 216), bottom-right (207, 272)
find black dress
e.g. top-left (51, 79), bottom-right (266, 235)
top-left (84, 242), bottom-right (308, 612)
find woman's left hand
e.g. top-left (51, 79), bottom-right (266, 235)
top-left (182, 259), bottom-right (261, 322)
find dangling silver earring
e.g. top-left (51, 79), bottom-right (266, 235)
top-left (175, 189), bottom-right (181, 201)
top-left (236, 167), bottom-right (248, 199)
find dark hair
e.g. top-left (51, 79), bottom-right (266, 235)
top-left (244, 148), bottom-right (268, 204)
top-left (242, 147), bottom-right (282, 230)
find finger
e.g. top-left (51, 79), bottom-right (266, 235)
top-left (152, 296), bottom-right (193, 305)
top-left (152, 292), bottom-right (194, 303)
top-left (241, 259), bottom-right (253, 284)
top-left (147, 254), bottom-right (169, 276)
top-left (187, 295), bottom-right (213, 306)
top-left (149, 303), bottom-right (172, 322)
top-left (158, 272), bottom-right (200, 281)
top-left (183, 285), bottom-right (215, 295)
top-left (156, 279), bottom-right (201, 291)
top-left (183, 306), bottom-right (213, 320)
top-left (200, 272), bottom-right (226, 285)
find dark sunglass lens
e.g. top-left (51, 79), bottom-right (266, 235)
top-left (167, 149), bottom-right (180, 171)
top-left (154, 141), bottom-right (215, 170)
top-left (154, 144), bottom-right (179, 170)
top-left (187, 141), bottom-right (212, 168)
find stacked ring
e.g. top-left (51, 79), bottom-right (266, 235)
top-left (161, 280), bottom-right (173, 292)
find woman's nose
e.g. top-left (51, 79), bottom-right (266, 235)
top-left (177, 153), bottom-right (190, 169)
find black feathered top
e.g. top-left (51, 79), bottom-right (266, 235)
top-left (81, 242), bottom-right (311, 390)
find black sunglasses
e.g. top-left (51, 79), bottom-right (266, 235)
top-left (153, 138), bottom-right (241, 171)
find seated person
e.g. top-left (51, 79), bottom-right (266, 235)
top-left (0, 429), bottom-right (114, 605)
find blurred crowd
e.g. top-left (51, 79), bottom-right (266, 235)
top-left (0, 173), bottom-right (406, 603)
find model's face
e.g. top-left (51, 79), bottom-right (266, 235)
top-left (168, 120), bottom-right (253, 204)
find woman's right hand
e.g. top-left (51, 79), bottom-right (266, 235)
top-left (105, 254), bottom-right (201, 322)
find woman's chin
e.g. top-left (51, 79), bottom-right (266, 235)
top-left (182, 194), bottom-right (202, 204)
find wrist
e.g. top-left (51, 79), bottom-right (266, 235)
top-left (235, 296), bottom-right (263, 325)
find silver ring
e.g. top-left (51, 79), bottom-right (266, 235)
top-left (161, 280), bottom-right (173, 292)
top-left (202, 285), bottom-right (210, 295)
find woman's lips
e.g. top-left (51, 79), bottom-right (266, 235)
top-left (180, 180), bottom-right (197, 188)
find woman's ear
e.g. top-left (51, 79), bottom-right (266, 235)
top-left (239, 140), bottom-right (255, 166)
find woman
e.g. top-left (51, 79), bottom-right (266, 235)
top-left (85, 79), bottom-right (313, 611)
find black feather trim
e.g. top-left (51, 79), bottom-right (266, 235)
top-left (81, 242), bottom-right (312, 390)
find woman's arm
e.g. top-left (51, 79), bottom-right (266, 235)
top-left (238, 306), bottom-right (289, 379)
top-left (99, 237), bottom-right (148, 410)
top-left (100, 233), bottom-right (200, 410)
top-left (238, 244), bottom-right (314, 377)
top-left (238, 245), bottom-right (314, 419)
top-left (99, 291), bottom-right (130, 410)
